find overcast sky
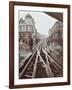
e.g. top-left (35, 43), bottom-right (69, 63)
top-left (19, 10), bottom-right (57, 36)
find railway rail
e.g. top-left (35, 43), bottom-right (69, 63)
top-left (19, 39), bottom-right (63, 79)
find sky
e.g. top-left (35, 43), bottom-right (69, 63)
top-left (19, 10), bottom-right (57, 36)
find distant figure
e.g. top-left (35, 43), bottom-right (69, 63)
top-left (29, 37), bottom-right (33, 51)
top-left (35, 38), bottom-right (39, 44)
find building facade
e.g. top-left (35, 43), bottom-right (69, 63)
top-left (47, 21), bottom-right (63, 47)
top-left (19, 14), bottom-right (37, 40)
top-left (19, 14), bottom-right (38, 51)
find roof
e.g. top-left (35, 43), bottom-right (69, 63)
top-left (19, 18), bottom-right (25, 24)
top-left (44, 12), bottom-right (63, 22)
top-left (25, 13), bottom-right (32, 19)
